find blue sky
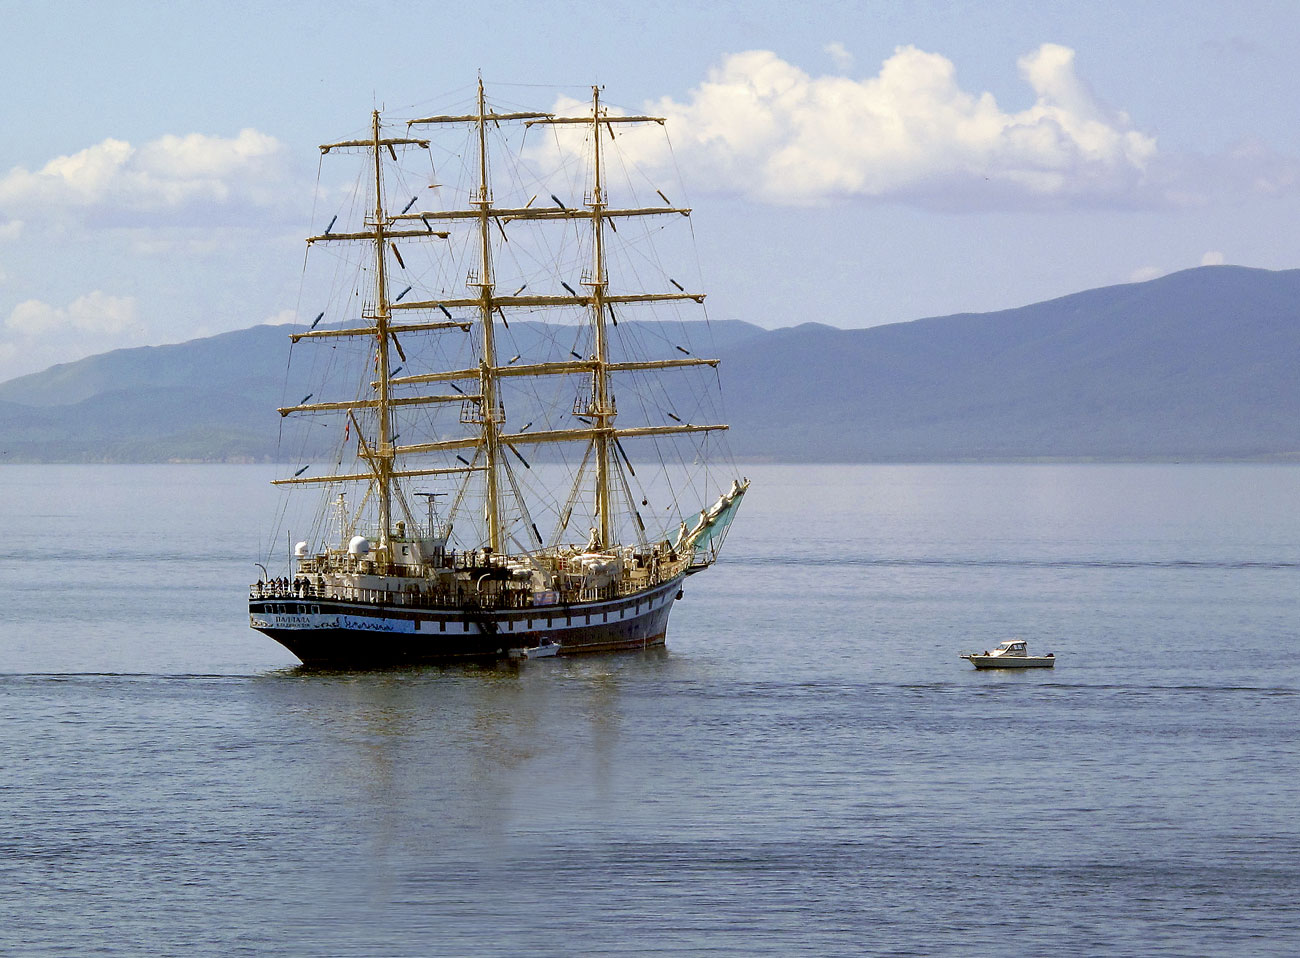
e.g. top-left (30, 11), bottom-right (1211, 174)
top-left (2, 0), bottom-right (1300, 380)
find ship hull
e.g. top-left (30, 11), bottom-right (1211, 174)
top-left (249, 574), bottom-right (685, 667)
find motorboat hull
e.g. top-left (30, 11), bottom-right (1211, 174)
top-left (963, 654), bottom-right (1055, 669)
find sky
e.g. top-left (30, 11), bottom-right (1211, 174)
top-left (2, 0), bottom-right (1300, 382)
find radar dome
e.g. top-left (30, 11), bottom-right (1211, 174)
top-left (294, 541), bottom-right (309, 558)
top-left (347, 535), bottom-right (371, 556)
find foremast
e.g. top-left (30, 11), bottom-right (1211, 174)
top-left (587, 86), bottom-right (616, 549)
top-left (528, 87), bottom-right (673, 550)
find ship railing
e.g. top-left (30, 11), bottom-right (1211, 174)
top-left (251, 580), bottom-right (312, 599)
top-left (266, 581), bottom-right (546, 612)
top-left (252, 570), bottom-right (685, 609)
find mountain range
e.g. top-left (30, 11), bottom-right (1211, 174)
top-left (2, 265), bottom-right (1299, 462)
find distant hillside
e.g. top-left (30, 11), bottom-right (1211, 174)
top-left (2, 265), bottom-right (1299, 462)
top-left (0, 319), bottom-right (767, 462)
top-left (718, 265), bottom-right (1300, 460)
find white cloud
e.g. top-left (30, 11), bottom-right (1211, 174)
top-left (265, 309), bottom-right (298, 325)
top-left (825, 42), bottom-right (853, 72)
top-left (559, 45), bottom-right (1159, 209)
top-left (6, 292), bottom-right (139, 337)
top-left (0, 292), bottom-right (149, 381)
top-left (1129, 266), bottom-right (1163, 283)
top-left (0, 220), bottom-right (22, 241)
top-left (1200, 250), bottom-right (1226, 266)
top-left (0, 129), bottom-right (292, 226)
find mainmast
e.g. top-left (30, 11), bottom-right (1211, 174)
top-left (403, 82), bottom-right (551, 553)
top-left (472, 78), bottom-right (505, 553)
top-left (369, 109), bottom-right (396, 549)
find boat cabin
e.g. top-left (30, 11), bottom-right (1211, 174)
top-left (991, 640), bottom-right (1028, 656)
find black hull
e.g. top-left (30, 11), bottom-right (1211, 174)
top-left (249, 574), bottom-right (684, 668)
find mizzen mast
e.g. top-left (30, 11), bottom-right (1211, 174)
top-left (588, 85), bottom-right (615, 549)
top-left (304, 113), bottom-right (436, 548)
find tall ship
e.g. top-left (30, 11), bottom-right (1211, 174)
top-left (249, 81), bottom-right (748, 666)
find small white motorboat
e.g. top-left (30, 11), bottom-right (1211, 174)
top-left (508, 639), bottom-right (561, 661)
top-left (960, 639), bottom-right (1055, 669)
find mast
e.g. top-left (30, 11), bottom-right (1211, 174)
top-left (277, 88), bottom-right (745, 573)
top-left (389, 87), bottom-right (731, 552)
top-left (473, 77), bottom-right (505, 553)
top-left (587, 85), bottom-right (614, 550)
top-left (303, 118), bottom-right (440, 535)
top-left (370, 109), bottom-right (396, 549)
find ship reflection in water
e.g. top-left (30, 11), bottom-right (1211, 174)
top-left (259, 651), bottom-right (659, 855)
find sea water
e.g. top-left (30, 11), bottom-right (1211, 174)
top-left (1, 463), bottom-right (1298, 956)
